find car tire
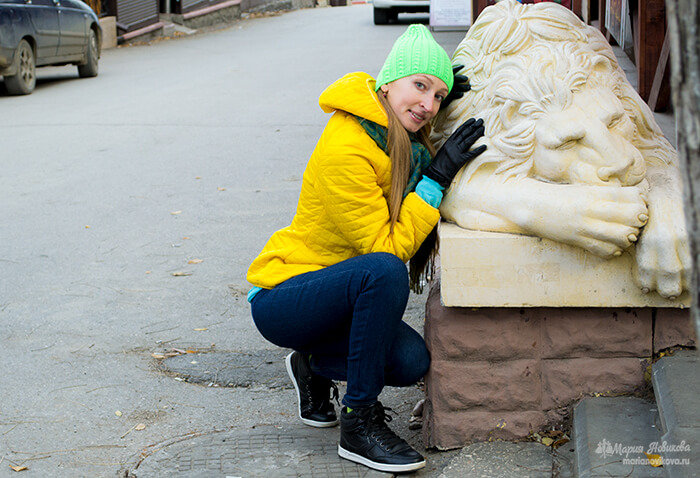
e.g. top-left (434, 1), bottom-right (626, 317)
top-left (5, 39), bottom-right (36, 95)
top-left (78, 28), bottom-right (99, 78)
top-left (374, 7), bottom-right (390, 25)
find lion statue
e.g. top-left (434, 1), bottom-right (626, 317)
top-left (432, 0), bottom-right (689, 299)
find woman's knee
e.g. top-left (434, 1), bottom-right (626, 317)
top-left (364, 252), bottom-right (409, 303)
top-left (388, 349), bottom-right (430, 387)
top-left (385, 326), bottom-right (431, 386)
top-left (371, 252), bottom-right (409, 280)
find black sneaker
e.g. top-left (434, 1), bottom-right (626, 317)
top-left (338, 401), bottom-right (426, 473)
top-left (285, 351), bottom-right (339, 428)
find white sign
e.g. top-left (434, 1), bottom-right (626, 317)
top-left (430, 0), bottom-right (472, 29)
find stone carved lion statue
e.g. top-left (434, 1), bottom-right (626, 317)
top-left (432, 0), bottom-right (689, 299)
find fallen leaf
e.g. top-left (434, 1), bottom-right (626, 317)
top-left (186, 349), bottom-right (198, 354)
top-left (195, 176), bottom-right (201, 179)
top-left (183, 236), bottom-right (190, 240)
top-left (9, 465), bottom-right (28, 472)
top-left (553, 437), bottom-right (570, 448)
top-left (145, 271), bottom-right (151, 274)
top-left (171, 271), bottom-right (192, 277)
top-left (171, 210), bottom-right (182, 215)
top-left (541, 437), bottom-right (554, 447)
top-left (188, 259), bottom-right (203, 264)
top-left (645, 452), bottom-right (663, 467)
top-left (135, 423), bottom-right (146, 431)
top-left (193, 327), bottom-right (208, 331)
top-left (84, 225), bottom-right (90, 229)
top-left (217, 187), bottom-right (226, 191)
top-left (115, 410), bottom-right (122, 417)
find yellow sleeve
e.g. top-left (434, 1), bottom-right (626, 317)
top-left (316, 151), bottom-right (440, 262)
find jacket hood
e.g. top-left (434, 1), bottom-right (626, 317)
top-left (319, 72), bottom-right (388, 127)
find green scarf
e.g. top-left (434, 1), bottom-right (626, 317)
top-left (356, 116), bottom-right (437, 294)
top-left (355, 117), bottom-right (433, 197)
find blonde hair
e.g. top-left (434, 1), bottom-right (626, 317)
top-left (377, 92), bottom-right (436, 230)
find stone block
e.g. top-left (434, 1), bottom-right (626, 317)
top-left (439, 223), bottom-right (690, 308)
top-left (539, 308), bottom-right (653, 358)
top-left (541, 357), bottom-right (646, 409)
top-left (425, 286), bottom-right (540, 361)
top-left (654, 308), bottom-right (696, 352)
top-left (427, 359), bottom-right (541, 412)
top-left (98, 16), bottom-right (117, 50)
top-left (652, 351), bottom-right (700, 432)
top-left (423, 405), bottom-right (547, 449)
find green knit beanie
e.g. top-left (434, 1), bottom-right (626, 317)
top-left (375, 24), bottom-right (454, 93)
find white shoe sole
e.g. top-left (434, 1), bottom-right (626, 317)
top-left (338, 444), bottom-right (426, 473)
top-left (285, 352), bottom-right (339, 428)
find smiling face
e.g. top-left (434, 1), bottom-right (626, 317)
top-left (380, 74), bottom-right (449, 133)
top-left (531, 88), bottom-right (647, 186)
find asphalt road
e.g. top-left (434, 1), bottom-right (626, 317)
top-left (0, 5), bottom-right (467, 477)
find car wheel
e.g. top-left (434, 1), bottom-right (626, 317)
top-left (5, 40), bottom-right (36, 95)
top-left (374, 7), bottom-right (390, 25)
top-left (78, 28), bottom-right (99, 78)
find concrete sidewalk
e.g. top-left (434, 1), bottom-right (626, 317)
top-left (120, 8), bottom-right (676, 476)
top-left (131, 320), bottom-right (561, 477)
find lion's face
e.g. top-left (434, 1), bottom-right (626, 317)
top-left (530, 88), bottom-right (647, 186)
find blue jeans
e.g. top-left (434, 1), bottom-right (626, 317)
top-left (250, 252), bottom-right (430, 408)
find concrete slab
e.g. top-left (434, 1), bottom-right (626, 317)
top-left (657, 427), bottom-right (700, 478)
top-left (573, 397), bottom-right (664, 478)
top-left (652, 351), bottom-right (700, 432)
top-left (438, 441), bottom-right (552, 478)
top-left (652, 351), bottom-right (700, 478)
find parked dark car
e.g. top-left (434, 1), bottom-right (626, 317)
top-left (0, 0), bottom-right (101, 95)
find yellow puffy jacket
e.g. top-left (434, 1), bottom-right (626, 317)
top-left (246, 72), bottom-right (441, 289)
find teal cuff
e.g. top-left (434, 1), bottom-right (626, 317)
top-left (415, 176), bottom-right (444, 208)
top-left (247, 286), bottom-right (263, 303)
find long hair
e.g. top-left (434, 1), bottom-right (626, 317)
top-left (376, 92), bottom-right (436, 230)
top-left (377, 91), bottom-right (438, 293)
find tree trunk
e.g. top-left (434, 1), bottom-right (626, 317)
top-left (664, 0), bottom-right (700, 341)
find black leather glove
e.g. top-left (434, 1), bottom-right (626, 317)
top-left (424, 118), bottom-right (487, 189)
top-left (441, 65), bottom-right (471, 111)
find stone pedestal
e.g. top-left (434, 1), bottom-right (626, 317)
top-left (438, 224), bottom-right (690, 308)
top-left (423, 224), bottom-right (695, 449)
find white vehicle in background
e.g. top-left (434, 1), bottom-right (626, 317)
top-left (372, 0), bottom-right (430, 24)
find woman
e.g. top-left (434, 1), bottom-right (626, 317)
top-left (247, 24), bottom-right (485, 473)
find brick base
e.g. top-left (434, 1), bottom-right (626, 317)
top-left (423, 282), bottom-right (696, 449)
